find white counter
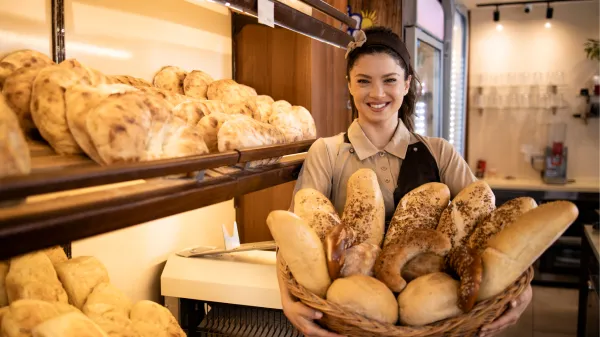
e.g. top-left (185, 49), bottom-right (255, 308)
top-left (484, 178), bottom-right (600, 193)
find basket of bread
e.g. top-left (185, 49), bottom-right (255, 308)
top-left (268, 168), bottom-right (579, 337)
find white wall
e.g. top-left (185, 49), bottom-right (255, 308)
top-left (467, 1), bottom-right (599, 180)
top-left (1, 0), bottom-right (237, 303)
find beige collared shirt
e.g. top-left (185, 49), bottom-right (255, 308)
top-left (290, 119), bottom-right (477, 220)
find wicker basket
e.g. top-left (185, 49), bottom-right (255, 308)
top-left (278, 258), bottom-right (534, 337)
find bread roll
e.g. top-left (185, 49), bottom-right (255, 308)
top-left (0, 95), bottom-right (31, 178)
top-left (293, 188), bottom-right (341, 241)
top-left (0, 306), bottom-right (8, 330)
top-left (65, 84), bottom-right (138, 164)
top-left (384, 182), bottom-right (450, 248)
top-left (130, 300), bottom-right (185, 337)
top-left (401, 253), bottom-right (445, 282)
top-left (2, 64), bottom-right (49, 134)
top-left (82, 283), bottom-right (136, 337)
top-left (341, 168), bottom-right (385, 246)
top-left (59, 59), bottom-right (108, 86)
top-left (55, 256), bottom-right (110, 309)
top-left (207, 79), bottom-right (256, 103)
top-left (340, 243), bottom-right (381, 278)
top-left (268, 105), bottom-right (316, 143)
top-left (245, 95), bottom-right (274, 122)
top-left (41, 247), bottom-right (68, 267)
top-left (154, 117), bottom-right (209, 160)
top-left (183, 70), bottom-right (214, 99)
top-left (468, 197), bottom-right (538, 252)
top-left (31, 312), bottom-right (108, 337)
top-left (197, 112), bottom-right (246, 153)
top-left (0, 50), bottom-right (54, 89)
top-left (107, 75), bottom-right (152, 87)
top-left (5, 253), bottom-right (68, 304)
top-left (172, 100), bottom-right (209, 125)
top-left (445, 245), bottom-right (482, 312)
top-left (398, 272), bottom-right (462, 326)
top-left (225, 101), bottom-right (254, 117)
top-left (267, 210), bottom-right (331, 298)
top-left (325, 224), bottom-right (356, 280)
top-left (271, 100), bottom-right (292, 115)
top-left (478, 201), bottom-right (578, 300)
top-left (437, 180), bottom-right (496, 248)
top-left (134, 86), bottom-right (186, 107)
top-left (1, 299), bottom-right (79, 337)
top-left (152, 66), bottom-right (187, 94)
top-left (326, 275), bottom-right (397, 324)
top-left (0, 261), bottom-right (8, 307)
top-left (374, 229), bottom-right (451, 293)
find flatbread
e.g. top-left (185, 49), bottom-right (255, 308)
top-left (0, 95), bottom-right (30, 177)
top-left (0, 50), bottom-right (54, 89)
top-left (2, 64), bottom-right (49, 134)
top-left (183, 70), bottom-right (214, 99)
top-left (152, 66), bottom-right (187, 94)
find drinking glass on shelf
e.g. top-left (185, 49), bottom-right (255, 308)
top-left (532, 72), bottom-right (544, 86)
top-left (519, 72), bottom-right (531, 86)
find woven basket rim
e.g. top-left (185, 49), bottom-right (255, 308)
top-left (279, 256), bottom-right (533, 337)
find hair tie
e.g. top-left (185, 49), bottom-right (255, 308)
top-left (345, 30), bottom-right (367, 59)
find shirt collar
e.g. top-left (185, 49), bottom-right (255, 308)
top-left (347, 118), bottom-right (411, 160)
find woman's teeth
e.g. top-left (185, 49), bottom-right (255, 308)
top-left (368, 103), bottom-right (387, 109)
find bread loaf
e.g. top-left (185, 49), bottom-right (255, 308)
top-left (445, 245), bottom-right (482, 312)
top-left (384, 182), bottom-right (450, 248)
top-left (107, 75), bottom-right (152, 87)
top-left (326, 275), bottom-right (397, 324)
top-left (172, 100), bottom-right (209, 125)
top-left (31, 312), bottom-right (108, 337)
top-left (0, 261), bottom-right (8, 307)
top-left (155, 117), bottom-right (209, 160)
top-left (267, 210), bottom-right (331, 298)
top-left (341, 168), bottom-right (386, 246)
top-left (130, 300), bottom-right (186, 337)
top-left (41, 247), bottom-right (68, 267)
top-left (0, 95), bottom-right (31, 178)
top-left (5, 252), bottom-right (68, 304)
top-left (197, 112), bottom-right (246, 153)
top-left (268, 105), bottom-right (316, 143)
top-left (183, 70), bottom-right (214, 99)
top-left (340, 243), bottom-right (381, 278)
top-left (207, 79), bottom-right (256, 103)
top-left (0, 50), bottom-right (54, 89)
top-left (82, 283), bottom-right (136, 337)
top-left (1, 299), bottom-right (79, 337)
top-left (325, 223), bottom-right (356, 280)
top-left (59, 59), bottom-right (108, 86)
top-left (437, 180), bottom-right (496, 248)
top-left (478, 201), bottom-right (578, 300)
top-left (245, 95), bottom-right (274, 122)
top-left (2, 64), bottom-right (49, 134)
top-left (225, 101), bottom-right (254, 117)
top-left (468, 197), bottom-right (538, 252)
top-left (135, 86), bottom-right (186, 107)
top-left (152, 66), bottom-right (187, 94)
top-left (55, 256), bottom-right (110, 309)
top-left (271, 100), bottom-right (292, 115)
top-left (397, 272), bottom-right (462, 326)
top-left (293, 188), bottom-right (341, 241)
top-left (0, 306), bottom-right (8, 330)
top-left (401, 253), bottom-right (445, 283)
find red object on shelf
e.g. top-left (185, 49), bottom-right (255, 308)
top-left (476, 160), bottom-right (487, 178)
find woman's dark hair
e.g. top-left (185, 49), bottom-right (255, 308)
top-left (346, 26), bottom-right (421, 132)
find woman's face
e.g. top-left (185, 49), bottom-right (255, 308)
top-left (348, 53), bottom-right (411, 126)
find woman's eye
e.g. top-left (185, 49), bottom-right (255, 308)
top-left (385, 78), bottom-right (397, 83)
top-left (357, 79), bottom-right (369, 84)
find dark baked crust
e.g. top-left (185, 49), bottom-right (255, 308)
top-left (445, 245), bottom-right (483, 312)
top-left (325, 223), bottom-right (356, 280)
top-left (401, 253), bottom-right (445, 282)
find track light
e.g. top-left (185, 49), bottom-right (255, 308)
top-left (546, 4), bottom-right (554, 19)
top-left (493, 6), bottom-right (500, 21)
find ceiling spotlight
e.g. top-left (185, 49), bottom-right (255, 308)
top-left (545, 22), bottom-right (552, 28)
top-left (546, 4), bottom-right (554, 19)
top-left (494, 6), bottom-right (500, 22)
top-left (496, 23), bottom-right (504, 31)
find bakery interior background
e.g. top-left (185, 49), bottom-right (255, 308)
top-left (0, 0), bottom-right (598, 308)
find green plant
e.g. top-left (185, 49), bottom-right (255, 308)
top-left (584, 38), bottom-right (599, 61)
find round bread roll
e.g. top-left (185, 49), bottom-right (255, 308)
top-left (172, 100), bottom-right (209, 126)
top-left (30, 65), bottom-right (91, 155)
top-left (267, 105), bottom-right (303, 143)
top-left (401, 253), bottom-right (445, 282)
top-left (0, 50), bottom-right (54, 89)
top-left (59, 59), bottom-right (108, 86)
top-left (152, 66), bottom-right (187, 94)
top-left (2, 64), bottom-right (49, 134)
top-left (31, 312), bottom-right (108, 337)
top-left (54, 256), bottom-right (110, 310)
top-left (83, 283), bottom-right (136, 337)
top-left (197, 112), bottom-right (246, 153)
top-left (1, 299), bottom-right (80, 337)
top-left (130, 300), bottom-right (185, 337)
top-left (207, 79), bottom-right (256, 103)
top-left (271, 100), bottom-right (292, 115)
top-left (326, 274), bottom-right (397, 324)
top-left (0, 95), bottom-right (31, 178)
top-left (293, 188), bottom-right (341, 241)
top-left (135, 86), bottom-right (186, 107)
top-left (398, 272), bottom-right (462, 326)
top-left (225, 101), bottom-right (253, 117)
top-left (183, 70), bottom-right (214, 99)
top-left (245, 95), bottom-right (274, 122)
top-left (155, 118), bottom-right (209, 160)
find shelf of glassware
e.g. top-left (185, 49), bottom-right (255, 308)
top-left (469, 83), bottom-right (570, 113)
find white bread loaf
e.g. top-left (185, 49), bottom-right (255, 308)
top-left (2, 64), bottom-right (49, 134)
top-left (59, 59), bottom-right (108, 86)
top-left (0, 261), bottom-right (8, 307)
top-left (30, 65), bottom-right (91, 154)
top-left (267, 210), bottom-right (331, 298)
top-left (130, 300), bottom-right (185, 337)
top-left (1, 299), bottom-right (79, 337)
top-left (183, 70), bottom-right (214, 99)
top-left (478, 201), bottom-right (578, 300)
top-left (293, 188), bottom-right (341, 241)
top-left (384, 182), bottom-right (451, 248)
top-left (54, 256), bottom-right (110, 309)
top-left (271, 100), bottom-right (292, 115)
top-left (245, 95), bottom-right (274, 122)
top-left (437, 180), bottom-right (496, 248)
top-left (341, 168), bottom-right (386, 246)
top-left (326, 275), bottom-right (397, 324)
top-left (82, 283), bottom-right (137, 337)
top-left (0, 50), bottom-right (54, 89)
top-left (207, 79), bottom-right (256, 103)
top-left (152, 66), bottom-right (187, 94)
top-left (268, 105), bottom-right (316, 143)
top-left (197, 111), bottom-right (247, 153)
top-left (31, 312), bottom-right (108, 337)
top-left (468, 197), bottom-right (538, 252)
top-left (65, 84), bottom-right (138, 164)
top-left (398, 272), bottom-right (462, 326)
top-left (5, 252), bottom-right (68, 304)
top-left (0, 95), bottom-right (31, 178)
top-left (172, 100), bottom-right (209, 125)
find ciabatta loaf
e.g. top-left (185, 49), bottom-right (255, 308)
top-left (54, 257), bottom-right (110, 310)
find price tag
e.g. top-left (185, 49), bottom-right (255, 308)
top-left (258, 0), bottom-right (274, 28)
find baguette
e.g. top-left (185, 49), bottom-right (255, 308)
top-left (267, 210), bottom-right (331, 298)
top-left (478, 201), bottom-right (578, 300)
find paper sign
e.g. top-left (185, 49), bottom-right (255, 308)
top-left (258, 0), bottom-right (275, 28)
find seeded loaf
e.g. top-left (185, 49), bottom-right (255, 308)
top-left (293, 188), bottom-right (341, 241)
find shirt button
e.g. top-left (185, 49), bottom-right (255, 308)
top-left (381, 167), bottom-right (388, 171)
top-left (385, 179), bottom-right (390, 183)
top-left (379, 152), bottom-right (385, 157)
top-left (349, 148), bottom-right (355, 153)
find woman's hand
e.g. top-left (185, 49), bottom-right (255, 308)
top-left (282, 299), bottom-right (344, 337)
top-left (478, 284), bottom-right (533, 337)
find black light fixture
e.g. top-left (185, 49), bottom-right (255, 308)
top-left (546, 2), bottom-right (554, 19)
top-left (493, 5), bottom-right (500, 21)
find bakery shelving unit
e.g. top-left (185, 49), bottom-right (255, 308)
top-left (0, 0), bottom-right (356, 260)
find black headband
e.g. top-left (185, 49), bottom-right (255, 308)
top-left (346, 30), bottom-right (412, 72)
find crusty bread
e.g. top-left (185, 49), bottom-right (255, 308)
top-left (82, 283), bottom-right (137, 337)
top-left (398, 272), bottom-right (462, 326)
top-left (55, 256), bottom-right (110, 309)
top-left (268, 105), bottom-right (316, 143)
top-left (134, 86), bottom-right (186, 107)
top-left (172, 100), bottom-right (209, 125)
top-left (244, 95), bottom-right (274, 122)
top-left (5, 253), bottom-right (68, 304)
top-left (341, 168), bottom-right (386, 246)
top-left (107, 75), bottom-right (152, 87)
top-left (340, 242), bottom-right (381, 278)
top-left (384, 182), bottom-right (450, 248)
top-left (0, 50), bottom-right (54, 89)
top-left (152, 66), bottom-right (187, 94)
top-left (325, 224), bottom-right (356, 280)
top-left (130, 300), bottom-right (185, 337)
top-left (2, 64), bottom-right (49, 134)
top-left (267, 210), bottom-right (331, 298)
top-left (41, 247), bottom-right (68, 267)
top-left (1, 299), bottom-right (79, 337)
top-left (437, 180), bottom-right (496, 248)
top-left (271, 100), bottom-right (292, 115)
top-left (445, 245), bottom-right (482, 312)
top-left (326, 275), bottom-right (397, 324)
top-left (374, 229), bottom-right (451, 293)
top-left (0, 95), bottom-right (31, 178)
top-left (0, 261), bottom-right (8, 307)
top-left (293, 188), bottom-right (341, 241)
top-left (468, 197), bottom-right (538, 252)
top-left (155, 117), bottom-right (209, 160)
top-left (401, 253), bottom-right (445, 283)
top-left (31, 312), bottom-right (108, 337)
top-left (183, 70), bottom-right (213, 99)
top-left (197, 112), bottom-right (246, 153)
top-left (207, 79), bottom-right (256, 104)
top-left (59, 59), bottom-right (108, 86)
top-left (478, 201), bottom-right (578, 300)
